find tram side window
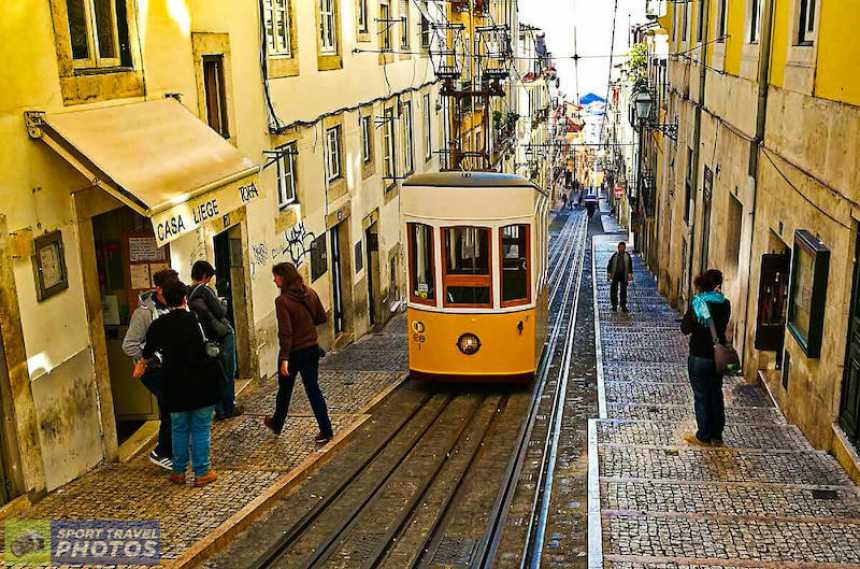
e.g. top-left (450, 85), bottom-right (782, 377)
top-left (501, 225), bottom-right (530, 305)
top-left (443, 226), bottom-right (492, 306)
top-left (409, 223), bottom-right (435, 303)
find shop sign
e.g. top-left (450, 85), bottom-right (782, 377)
top-left (150, 176), bottom-right (260, 247)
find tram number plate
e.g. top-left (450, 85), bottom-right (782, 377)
top-left (412, 333), bottom-right (426, 343)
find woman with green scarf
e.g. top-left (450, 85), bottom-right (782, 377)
top-left (681, 269), bottom-right (731, 447)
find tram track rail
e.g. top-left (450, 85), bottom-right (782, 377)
top-left (204, 210), bottom-right (588, 569)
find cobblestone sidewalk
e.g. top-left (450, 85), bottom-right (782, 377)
top-left (0, 316), bottom-right (408, 568)
top-left (588, 236), bottom-right (860, 569)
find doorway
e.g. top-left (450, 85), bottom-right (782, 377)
top-left (213, 225), bottom-right (251, 378)
top-left (839, 229), bottom-right (860, 448)
top-left (365, 224), bottom-right (381, 328)
top-left (700, 166), bottom-right (713, 273)
top-left (330, 225), bottom-right (346, 335)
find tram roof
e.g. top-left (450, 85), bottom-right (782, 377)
top-left (403, 171), bottom-right (545, 194)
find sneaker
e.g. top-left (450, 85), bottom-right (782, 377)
top-left (149, 451), bottom-right (173, 471)
top-left (683, 433), bottom-right (711, 447)
top-left (263, 416), bottom-right (281, 436)
top-left (168, 473), bottom-right (186, 485)
top-left (194, 470), bottom-right (218, 487)
top-left (222, 405), bottom-right (244, 419)
top-left (315, 432), bottom-right (333, 445)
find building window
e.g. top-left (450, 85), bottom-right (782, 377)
top-left (320, 0), bottom-right (337, 53)
top-left (264, 0), bottom-right (292, 56)
top-left (358, 0), bottom-right (368, 32)
top-left (749, 0), bottom-right (761, 42)
top-left (671, 4), bottom-right (677, 42)
top-left (380, 1), bottom-right (392, 51)
top-left (361, 115), bottom-right (373, 163)
top-left (420, 1), bottom-right (431, 48)
top-left (501, 225), bottom-right (530, 306)
top-left (383, 107), bottom-right (396, 185)
top-left (325, 125), bottom-right (342, 182)
top-left (684, 147), bottom-right (694, 224)
top-left (402, 101), bottom-right (414, 175)
top-left (423, 93), bottom-right (432, 160)
top-left (276, 142), bottom-right (298, 207)
top-left (66, 0), bottom-right (123, 68)
top-left (400, 0), bottom-right (410, 49)
top-left (681, 0), bottom-right (689, 42)
top-left (203, 55), bottom-right (229, 138)
top-left (798, 0), bottom-right (816, 44)
top-left (408, 223), bottom-right (435, 304)
top-left (696, 0), bottom-right (705, 42)
top-left (442, 226), bottom-right (492, 307)
top-left (717, 0), bottom-right (728, 41)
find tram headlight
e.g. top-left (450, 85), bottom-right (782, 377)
top-left (457, 333), bottom-right (481, 355)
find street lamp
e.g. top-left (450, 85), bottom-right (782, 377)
top-left (631, 87), bottom-right (677, 141)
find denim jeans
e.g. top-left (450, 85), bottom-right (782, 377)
top-left (271, 346), bottom-right (333, 437)
top-left (687, 356), bottom-right (726, 442)
top-left (140, 368), bottom-right (172, 458)
top-left (610, 276), bottom-right (628, 308)
top-left (170, 405), bottom-right (215, 476)
top-left (216, 328), bottom-right (237, 414)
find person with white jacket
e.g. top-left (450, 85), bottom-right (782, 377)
top-left (122, 268), bottom-right (178, 470)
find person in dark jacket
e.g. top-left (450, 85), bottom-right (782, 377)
top-left (681, 269), bottom-right (731, 447)
top-left (122, 268), bottom-right (179, 470)
top-left (142, 280), bottom-right (221, 486)
top-left (264, 262), bottom-right (334, 444)
top-left (188, 260), bottom-right (243, 421)
top-left (606, 241), bottom-right (634, 312)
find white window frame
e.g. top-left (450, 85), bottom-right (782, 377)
top-left (798, 0), bottom-right (817, 44)
top-left (276, 142), bottom-right (298, 208)
top-left (380, 1), bottom-right (392, 51)
top-left (748, 0), bottom-right (762, 43)
top-left (264, 0), bottom-right (292, 56)
top-left (325, 126), bottom-right (342, 182)
top-left (67, 0), bottom-right (122, 69)
top-left (402, 101), bottom-right (414, 174)
top-left (358, 0), bottom-right (368, 32)
top-left (320, 0), bottom-right (337, 54)
top-left (383, 107), bottom-right (396, 184)
top-left (361, 115), bottom-right (372, 163)
top-left (420, 1), bottom-right (431, 48)
top-left (423, 93), bottom-right (432, 161)
top-left (400, 0), bottom-right (410, 50)
top-left (717, 0), bottom-right (728, 42)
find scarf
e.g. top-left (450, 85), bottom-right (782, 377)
top-left (692, 291), bottom-right (726, 324)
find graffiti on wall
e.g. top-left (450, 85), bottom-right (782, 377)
top-left (249, 222), bottom-right (318, 278)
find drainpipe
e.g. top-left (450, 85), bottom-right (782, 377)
top-left (740, 0), bottom-right (775, 365)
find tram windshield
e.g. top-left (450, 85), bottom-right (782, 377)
top-left (408, 223), bottom-right (435, 303)
top-left (501, 225), bottom-right (530, 305)
top-left (443, 227), bottom-right (492, 307)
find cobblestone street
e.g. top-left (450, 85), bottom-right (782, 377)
top-left (0, 317), bottom-right (407, 567)
top-left (589, 237), bottom-right (860, 568)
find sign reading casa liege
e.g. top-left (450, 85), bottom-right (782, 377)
top-left (151, 176), bottom-right (260, 247)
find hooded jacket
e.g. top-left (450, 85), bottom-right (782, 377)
top-left (275, 285), bottom-right (327, 362)
top-left (122, 290), bottom-right (170, 360)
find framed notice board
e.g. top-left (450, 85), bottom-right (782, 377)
top-left (787, 230), bottom-right (830, 358)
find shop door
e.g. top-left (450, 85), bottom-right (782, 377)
top-left (330, 225), bottom-right (346, 335)
top-left (839, 231), bottom-right (860, 446)
top-left (214, 226), bottom-right (251, 377)
top-left (365, 225), bottom-right (381, 328)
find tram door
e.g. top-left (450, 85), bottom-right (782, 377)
top-left (840, 230), bottom-right (860, 447)
top-left (330, 225), bottom-right (346, 335)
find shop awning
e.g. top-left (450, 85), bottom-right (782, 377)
top-left (36, 98), bottom-right (260, 246)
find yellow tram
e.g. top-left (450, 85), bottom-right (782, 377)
top-left (401, 171), bottom-right (550, 382)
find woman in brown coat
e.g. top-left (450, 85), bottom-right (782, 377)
top-left (264, 262), bottom-right (334, 443)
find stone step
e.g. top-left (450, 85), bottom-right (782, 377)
top-left (604, 380), bottom-right (774, 408)
top-left (600, 478), bottom-right (860, 519)
top-left (605, 403), bottom-right (787, 425)
top-left (598, 446), bottom-right (854, 486)
top-left (602, 513), bottom-right (860, 565)
top-left (596, 419), bottom-right (810, 452)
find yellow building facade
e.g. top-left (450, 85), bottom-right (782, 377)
top-left (0, 0), bottom-right (442, 502)
top-left (650, 0), bottom-right (860, 479)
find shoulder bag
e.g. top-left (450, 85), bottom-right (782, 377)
top-left (708, 320), bottom-right (740, 375)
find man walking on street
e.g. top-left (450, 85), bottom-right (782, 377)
top-left (123, 268), bottom-right (179, 470)
top-left (606, 241), bottom-right (634, 313)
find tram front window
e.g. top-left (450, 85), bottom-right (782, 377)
top-left (501, 225), bottom-right (530, 305)
top-left (443, 227), bottom-right (492, 306)
top-left (408, 223), bottom-right (435, 303)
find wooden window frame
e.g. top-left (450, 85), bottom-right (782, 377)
top-left (276, 142), bottom-right (298, 208)
top-left (407, 223), bottom-right (436, 306)
top-left (67, 0), bottom-right (122, 69)
top-left (499, 225), bottom-right (531, 308)
top-left (325, 125), bottom-right (342, 182)
top-left (202, 55), bottom-right (230, 139)
top-left (441, 226), bottom-right (493, 309)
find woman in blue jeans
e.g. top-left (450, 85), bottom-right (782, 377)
top-left (143, 280), bottom-right (222, 486)
top-left (681, 269), bottom-right (731, 447)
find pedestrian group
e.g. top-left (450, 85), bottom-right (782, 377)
top-left (123, 261), bottom-right (333, 487)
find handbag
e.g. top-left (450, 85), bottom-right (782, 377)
top-left (193, 313), bottom-right (222, 360)
top-left (708, 320), bottom-right (740, 375)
